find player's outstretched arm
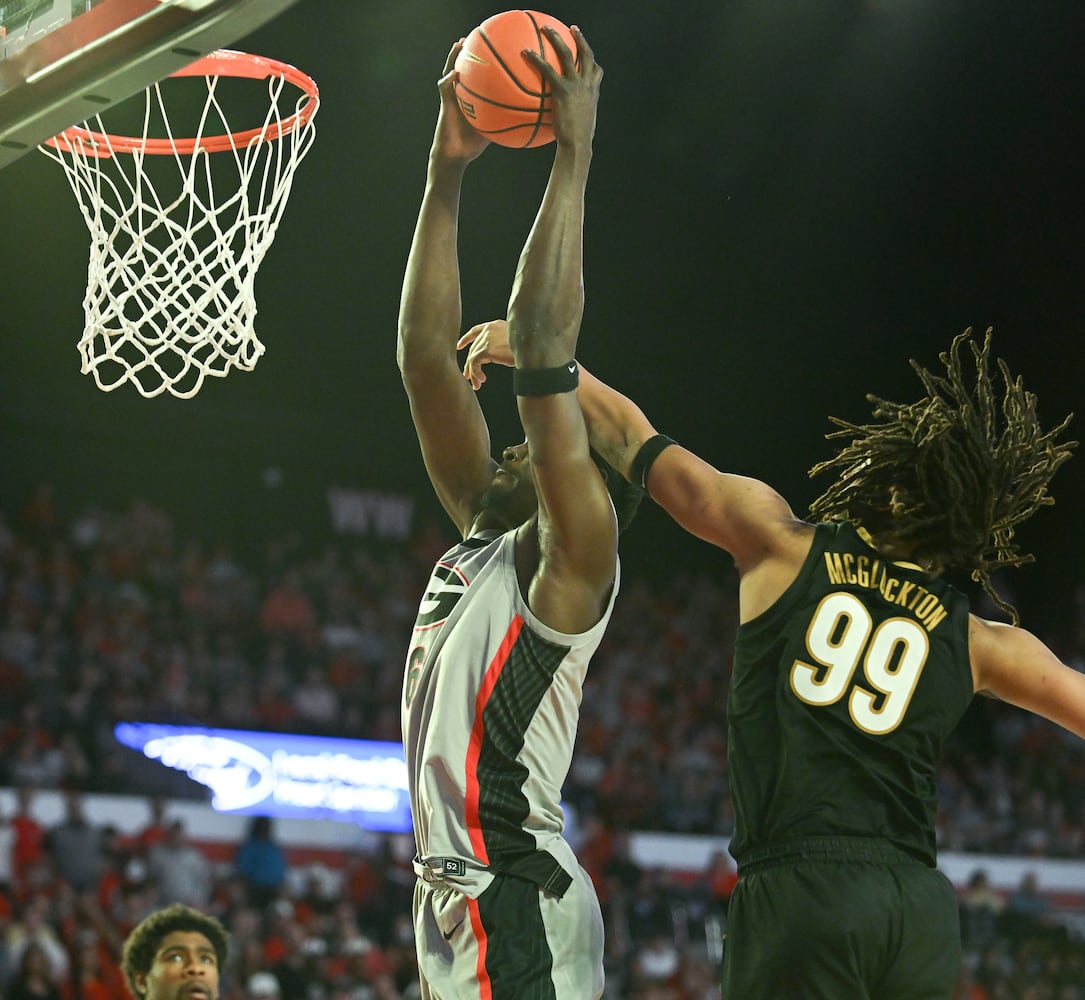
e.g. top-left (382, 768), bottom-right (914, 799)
top-left (971, 617), bottom-right (1085, 740)
top-left (458, 320), bottom-right (806, 580)
top-left (397, 41), bottom-right (496, 538)
top-left (507, 26), bottom-right (616, 634)
top-left (578, 366), bottom-right (806, 578)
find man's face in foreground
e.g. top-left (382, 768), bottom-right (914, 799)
top-left (135, 931), bottom-right (220, 1000)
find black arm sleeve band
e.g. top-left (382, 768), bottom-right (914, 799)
top-left (630, 434), bottom-right (677, 490)
top-left (513, 361), bottom-right (579, 396)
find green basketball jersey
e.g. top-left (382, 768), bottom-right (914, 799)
top-left (727, 520), bottom-right (975, 867)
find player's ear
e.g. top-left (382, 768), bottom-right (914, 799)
top-left (133, 973), bottom-right (148, 997)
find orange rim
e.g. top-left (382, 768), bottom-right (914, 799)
top-left (45, 49), bottom-right (319, 158)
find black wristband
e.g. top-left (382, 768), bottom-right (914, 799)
top-left (513, 361), bottom-right (579, 396)
top-left (630, 434), bottom-right (677, 490)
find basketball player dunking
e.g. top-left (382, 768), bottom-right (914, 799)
top-left (396, 26), bottom-right (637, 999)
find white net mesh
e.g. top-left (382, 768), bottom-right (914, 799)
top-left (40, 54), bottom-right (319, 398)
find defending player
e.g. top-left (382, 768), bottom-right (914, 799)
top-left (461, 323), bottom-right (1081, 999)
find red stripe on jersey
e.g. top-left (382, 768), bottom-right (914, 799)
top-left (465, 613), bottom-right (525, 865)
top-left (468, 895), bottom-right (492, 998)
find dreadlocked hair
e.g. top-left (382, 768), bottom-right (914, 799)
top-left (807, 328), bottom-right (1075, 624)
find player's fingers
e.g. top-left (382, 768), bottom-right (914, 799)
top-left (465, 338), bottom-right (488, 366)
top-left (456, 325), bottom-right (483, 351)
top-left (542, 25), bottom-right (577, 76)
top-left (523, 47), bottom-right (559, 87)
top-left (461, 354), bottom-right (487, 390)
top-left (437, 40), bottom-right (463, 89)
top-left (463, 332), bottom-right (487, 365)
top-left (442, 39), bottom-right (462, 75)
top-left (569, 26), bottom-right (598, 74)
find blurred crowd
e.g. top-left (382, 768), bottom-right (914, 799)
top-left (2, 484), bottom-right (1085, 998)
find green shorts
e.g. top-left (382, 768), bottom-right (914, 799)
top-left (721, 838), bottom-right (960, 1000)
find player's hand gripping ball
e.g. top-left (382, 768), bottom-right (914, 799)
top-left (453, 9), bottom-right (578, 148)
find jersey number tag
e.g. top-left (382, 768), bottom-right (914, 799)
top-left (790, 591), bottom-right (930, 735)
top-left (404, 645), bottom-right (425, 708)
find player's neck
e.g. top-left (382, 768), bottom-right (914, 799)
top-left (469, 509), bottom-right (520, 538)
top-left (858, 525), bottom-right (931, 572)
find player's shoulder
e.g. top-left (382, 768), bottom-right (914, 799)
top-left (968, 612), bottom-right (1034, 685)
top-left (969, 613), bottom-right (1019, 642)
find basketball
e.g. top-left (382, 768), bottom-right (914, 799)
top-left (453, 10), bottom-right (577, 148)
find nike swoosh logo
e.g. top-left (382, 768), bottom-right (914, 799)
top-left (442, 918), bottom-right (465, 941)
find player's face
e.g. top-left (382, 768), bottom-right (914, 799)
top-left (481, 441), bottom-right (538, 524)
top-left (135, 931), bottom-right (220, 1000)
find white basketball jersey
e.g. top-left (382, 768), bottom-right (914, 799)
top-left (401, 528), bottom-right (619, 898)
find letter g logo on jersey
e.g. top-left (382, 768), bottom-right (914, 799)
top-left (413, 562), bottom-right (469, 629)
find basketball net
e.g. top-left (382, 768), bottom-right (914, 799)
top-left (41, 50), bottom-right (319, 398)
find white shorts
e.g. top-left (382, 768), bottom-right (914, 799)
top-left (413, 864), bottom-right (604, 999)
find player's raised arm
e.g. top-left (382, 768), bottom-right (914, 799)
top-left (458, 322), bottom-right (806, 586)
top-left (507, 26), bottom-right (616, 633)
top-left (397, 41), bottom-right (496, 538)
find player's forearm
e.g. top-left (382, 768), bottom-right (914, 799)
top-left (396, 161), bottom-right (468, 373)
top-left (576, 364), bottom-right (657, 482)
top-left (506, 151), bottom-right (592, 367)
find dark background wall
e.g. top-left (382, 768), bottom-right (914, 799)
top-left (2, 0), bottom-right (1083, 632)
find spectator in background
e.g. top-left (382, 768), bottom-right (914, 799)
top-left (46, 791), bottom-right (104, 893)
top-left (258, 569), bottom-right (317, 650)
top-left (291, 666), bottom-right (340, 734)
top-left (1003, 870), bottom-right (1049, 939)
top-left (250, 641), bottom-right (296, 732)
top-left (146, 820), bottom-right (213, 910)
top-left (7, 733), bottom-right (64, 790)
top-left (601, 830), bottom-right (643, 907)
top-left (951, 961), bottom-right (988, 1000)
top-left (627, 868), bottom-right (678, 949)
top-left (233, 816), bottom-right (287, 911)
top-left (6, 941), bottom-right (62, 1000)
top-left (134, 798), bottom-right (170, 860)
top-left (5, 895), bottom-right (69, 984)
top-left (0, 801), bottom-right (15, 895)
top-left (267, 918), bottom-right (311, 1000)
top-left (218, 903), bottom-right (264, 988)
top-left (0, 606), bottom-right (40, 679)
top-left (245, 970), bottom-right (282, 999)
top-left (630, 932), bottom-right (682, 994)
top-left (60, 932), bottom-right (123, 1000)
top-left (94, 824), bottom-right (136, 922)
top-left (702, 848), bottom-right (738, 919)
top-left (959, 868), bottom-right (1005, 954)
top-left (51, 733), bottom-right (92, 792)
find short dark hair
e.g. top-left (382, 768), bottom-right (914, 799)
top-left (122, 903), bottom-right (229, 998)
top-left (807, 328), bottom-right (1075, 623)
top-left (591, 448), bottom-right (644, 534)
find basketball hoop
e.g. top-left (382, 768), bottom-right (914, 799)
top-left (41, 50), bottom-right (319, 398)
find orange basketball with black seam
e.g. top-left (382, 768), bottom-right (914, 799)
top-left (453, 10), bottom-right (577, 148)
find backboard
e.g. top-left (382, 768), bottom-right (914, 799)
top-left (0, 0), bottom-right (306, 169)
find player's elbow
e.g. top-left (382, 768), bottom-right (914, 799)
top-left (396, 327), bottom-right (443, 379)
